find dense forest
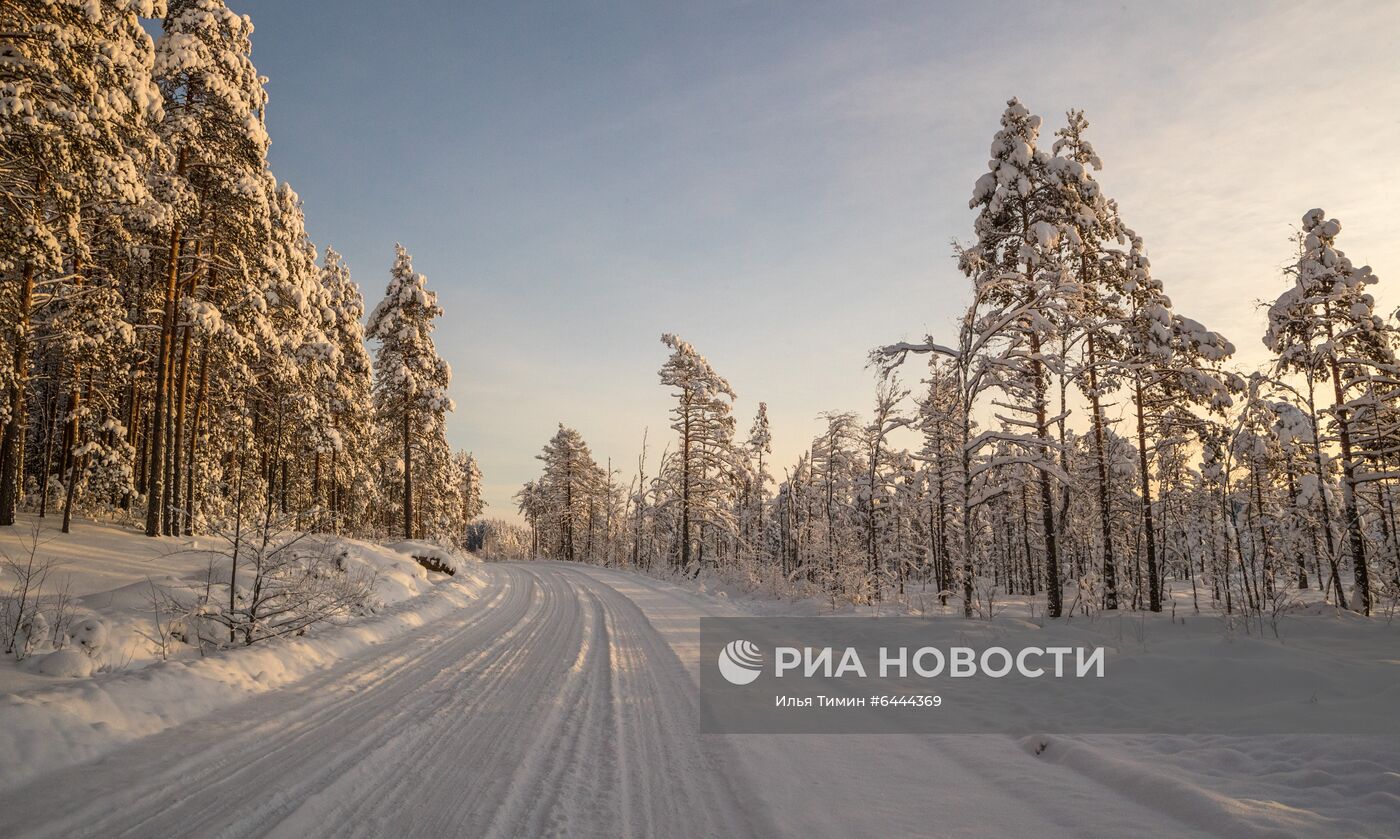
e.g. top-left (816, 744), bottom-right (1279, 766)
top-left (0, 1), bottom-right (483, 543)
top-left (514, 102), bottom-right (1399, 619)
top-left (5, 3), bottom-right (1398, 624)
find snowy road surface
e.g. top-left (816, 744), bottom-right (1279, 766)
top-left (0, 562), bottom-right (1334, 838)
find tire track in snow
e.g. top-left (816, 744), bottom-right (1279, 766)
top-left (0, 560), bottom-right (1215, 838)
top-left (0, 562), bottom-right (765, 838)
top-left (0, 566), bottom-right (543, 837)
top-left (270, 564), bottom-right (581, 838)
top-left (553, 564), bottom-right (776, 838)
top-left (564, 565), bottom-right (1217, 839)
top-left (481, 576), bottom-right (611, 838)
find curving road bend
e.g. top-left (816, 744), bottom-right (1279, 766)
top-left (0, 562), bottom-right (1212, 839)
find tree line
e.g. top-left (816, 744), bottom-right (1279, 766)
top-left (1, 1), bottom-right (482, 544)
top-left (517, 99), bottom-right (1399, 619)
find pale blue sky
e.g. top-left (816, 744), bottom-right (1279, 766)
top-left (232, 0), bottom-right (1400, 521)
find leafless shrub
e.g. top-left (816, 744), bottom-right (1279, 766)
top-left (1265, 587), bottom-right (1305, 638)
top-left (971, 577), bottom-right (1003, 620)
top-left (196, 503), bottom-right (377, 647)
top-left (1, 523), bottom-right (66, 660)
top-left (135, 579), bottom-right (190, 661)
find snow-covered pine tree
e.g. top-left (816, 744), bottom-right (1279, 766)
top-left (1110, 227), bottom-right (1238, 611)
top-left (1265, 211), bottom-right (1395, 614)
top-left (877, 283), bottom-right (1012, 617)
top-left (514, 480), bottom-right (546, 558)
top-left (456, 451), bottom-right (485, 525)
top-left (0, 0), bottom-right (163, 525)
top-left (317, 248), bottom-right (375, 530)
top-left (772, 453), bottom-right (808, 581)
top-left (808, 411), bottom-right (863, 596)
top-left (534, 424), bottom-right (603, 562)
top-left (658, 334), bottom-right (737, 573)
top-left (1228, 375), bottom-right (1294, 609)
top-left (413, 423), bottom-right (461, 538)
top-left (878, 103), bottom-right (1245, 619)
top-left (1051, 109), bottom-right (1129, 609)
top-left (145, 0), bottom-right (271, 536)
top-left (1349, 367), bottom-right (1400, 588)
top-left (860, 376), bottom-right (910, 599)
top-left (963, 98), bottom-right (1071, 617)
top-left (367, 245), bottom-right (453, 539)
top-left (1267, 398), bottom-right (1325, 590)
top-left (247, 182), bottom-right (330, 530)
top-left (48, 271), bottom-right (137, 532)
top-left (0, 2), bottom-right (478, 548)
top-left (887, 449), bottom-right (922, 595)
top-left (914, 359), bottom-right (962, 603)
top-left (741, 402), bottom-right (774, 565)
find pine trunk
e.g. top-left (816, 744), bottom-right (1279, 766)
top-left (170, 321), bottom-right (192, 535)
top-left (183, 346), bottom-right (209, 535)
top-left (145, 169), bottom-right (183, 536)
top-left (680, 399), bottom-right (692, 571)
top-left (0, 262), bottom-right (35, 525)
top-left (402, 409), bottom-right (414, 539)
top-left (1133, 380), bottom-right (1162, 611)
top-left (1087, 334), bottom-right (1119, 609)
top-left (1028, 329), bottom-right (1062, 618)
top-left (1328, 355), bottom-right (1372, 614)
top-left (60, 371), bottom-right (85, 533)
top-left (37, 393), bottom-right (58, 517)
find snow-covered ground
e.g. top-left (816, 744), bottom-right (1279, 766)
top-left (0, 515), bottom-right (484, 786)
top-left (1, 527), bottom-right (1396, 838)
top-left (603, 569), bottom-right (1400, 838)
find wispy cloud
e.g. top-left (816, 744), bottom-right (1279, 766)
top-left (244, 0), bottom-right (1400, 520)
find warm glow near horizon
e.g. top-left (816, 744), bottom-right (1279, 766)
top-left (230, 0), bottom-right (1400, 523)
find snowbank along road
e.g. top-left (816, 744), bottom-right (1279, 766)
top-left (1, 561), bottom-right (1384, 838)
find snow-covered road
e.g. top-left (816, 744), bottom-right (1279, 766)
top-left (0, 562), bottom-right (1283, 838)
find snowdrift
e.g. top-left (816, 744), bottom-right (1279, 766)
top-left (0, 517), bottom-right (485, 787)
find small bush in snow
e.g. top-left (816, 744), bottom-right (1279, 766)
top-left (2, 526), bottom-right (73, 661)
top-left (196, 506), bottom-right (379, 647)
top-left (66, 618), bottom-right (108, 657)
top-left (11, 611), bottom-right (50, 659)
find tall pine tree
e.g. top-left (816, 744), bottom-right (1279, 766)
top-left (367, 245), bottom-right (453, 539)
